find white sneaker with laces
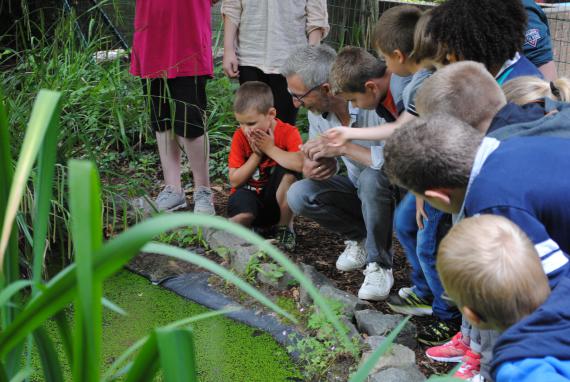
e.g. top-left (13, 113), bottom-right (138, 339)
top-left (358, 262), bottom-right (394, 301)
top-left (336, 240), bottom-right (367, 271)
top-left (155, 185), bottom-right (187, 212)
top-left (193, 186), bottom-right (215, 215)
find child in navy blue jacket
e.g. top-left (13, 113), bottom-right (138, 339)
top-left (436, 214), bottom-right (570, 382)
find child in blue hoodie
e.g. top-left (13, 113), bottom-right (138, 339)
top-left (437, 214), bottom-right (570, 382)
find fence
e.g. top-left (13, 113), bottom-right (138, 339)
top-left (2, 0), bottom-right (568, 75)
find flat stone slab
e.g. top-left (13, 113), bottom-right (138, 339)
top-left (360, 336), bottom-right (416, 375)
top-left (299, 263), bottom-right (335, 306)
top-left (127, 250), bottom-right (204, 284)
top-left (368, 366), bottom-right (426, 382)
top-left (355, 310), bottom-right (417, 349)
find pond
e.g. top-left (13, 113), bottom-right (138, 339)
top-left (31, 270), bottom-right (301, 381)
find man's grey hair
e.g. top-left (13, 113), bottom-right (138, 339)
top-left (415, 61), bottom-right (507, 132)
top-left (281, 44), bottom-right (337, 88)
top-left (383, 113), bottom-right (483, 193)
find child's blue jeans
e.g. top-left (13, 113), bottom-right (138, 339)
top-left (395, 193), bottom-right (459, 321)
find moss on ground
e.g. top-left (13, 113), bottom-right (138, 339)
top-left (30, 270), bottom-right (301, 381)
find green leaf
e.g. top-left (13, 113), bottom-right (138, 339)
top-left (33, 327), bottom-right (64, 382)
top-left (0, 280), bottom-right (32, 308)
top-left (69, 160), bottom-right (103, 382)
top-left (0, 90), bottom-right (62, 271)
top-left (102, 297), bottom-right (127, 316)
top-left (156, 327), bottom-right (197, 382)
top-left (53, 311), bottom-right (73, 365)
top-left (8, 367), bottom-right (32, 382)
top-left (124, 331), bottom-right (160, 382)
top-left (349, 316), bottom-right (411, 382)
top-left (31, 87), bottom-right (61, 290)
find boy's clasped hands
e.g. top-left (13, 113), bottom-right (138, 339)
top-left (246, 128), bottom-right (275, 156)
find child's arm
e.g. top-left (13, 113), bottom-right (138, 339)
top-left (325, 111), bottom-right (417, 145)
top-left (251, 130), bottom-right (303, 173)
top-left (228, 152), bottom-right (263, 189)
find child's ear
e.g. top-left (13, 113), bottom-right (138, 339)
top-left (364, 80), bottom-right (377, 93)
top-left (393, 49), bottom-right (406, 64)
top-left (424, 189), bottom-right (452, 206)
top-left (463, 306), bottom-right (484, 327)
top-left (268, 107), bottom-right (277, 118)
top-left (446, 52), bottom-right (459, 64)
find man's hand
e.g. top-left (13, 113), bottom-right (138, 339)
top-left (323, 126), bottom-right (352, 147)
top-left (301, 136), bottom-right (344, 161)
top-left (251, 129), bottom-right (275, 153)
top-left (222, 48), bottom-right (239, 78)
top-left (303, 157), bottom-right (337, 180)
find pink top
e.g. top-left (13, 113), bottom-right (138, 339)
top-left (130, 0), bottom-right (213, 79)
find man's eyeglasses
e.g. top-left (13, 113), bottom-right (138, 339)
top-left (288, 82), bottom-right (324, 107)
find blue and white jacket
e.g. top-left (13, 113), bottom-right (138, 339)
top-left (463, 137), bottom-right (570, 287)
top-left (491, 276), bottom-right (570, 382)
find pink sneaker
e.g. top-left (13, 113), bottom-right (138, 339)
top-left (426, 332), bottom-right (470, 362)
top-left (453, 350), bottom-right (481, 380)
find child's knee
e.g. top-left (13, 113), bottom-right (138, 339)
top-left (230, 212), bottom-right (255, 226)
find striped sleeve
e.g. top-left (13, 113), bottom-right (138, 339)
top-left (479, 207), bottom-right (570, 286)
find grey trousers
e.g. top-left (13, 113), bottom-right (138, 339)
top-left (287, 168), bottom-right (398, 269)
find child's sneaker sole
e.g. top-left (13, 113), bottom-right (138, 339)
top-left (387, 301), bottom-right (433, 316)
top-left (166, 201), bottom-right (188, 212)
top-left (426, 354), bottom-right (464, 363)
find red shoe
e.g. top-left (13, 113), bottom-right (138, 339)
top-left (426, 332), bottom-right (470, 362)
top-left (453, 350), bottom-right (481, 380)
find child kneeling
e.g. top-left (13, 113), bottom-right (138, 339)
top-left (437, 215), bottom-right (570, 382)
top-left (227, 81), bottom-right (303, 251)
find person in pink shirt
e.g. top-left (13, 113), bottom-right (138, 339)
top-left (131, 0), bottom-right (217, 213)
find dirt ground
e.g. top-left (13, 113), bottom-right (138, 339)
top-left (184, 184), bottom-right (454, 378)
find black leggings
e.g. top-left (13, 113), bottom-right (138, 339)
top-left (238, 66), bottom-right (298, 125)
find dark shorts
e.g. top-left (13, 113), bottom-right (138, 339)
top-left (227, 166), bottom-right (296, 227)
top-left (142, 76), bottom-right (207, 138)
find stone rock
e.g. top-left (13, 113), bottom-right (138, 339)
top-left (355, 310), bottom-right (417, 349)
top-left (299, 263), bottom-right (335, 306)
top-left (368, 366), bottom-right (425, 382)
top-left (360, 336), bottom-right (416, 375)
top-left (319, 284), bottom-right (361, 319)
top-left (256, 263), bottom-right (295, 290)
top-left (127, 252), bottom-right (198, 284)
top-left (229, 247), bottom-right (259, 275)
top-left (341, 316), bottom-right (363, 344)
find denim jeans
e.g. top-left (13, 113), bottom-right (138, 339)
top-left (287, 168), bottom-right (398, 269)
top-left (394, 193), bottom-right (459, 321)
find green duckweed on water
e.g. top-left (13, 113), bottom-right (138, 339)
top-left (31, 270), bottom-right (302, 381)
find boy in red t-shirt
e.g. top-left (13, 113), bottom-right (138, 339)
top-left (227, 82), bottom-right (303, 251)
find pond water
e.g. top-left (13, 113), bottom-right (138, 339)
top-left (31, 270), bottom-right (301, 381)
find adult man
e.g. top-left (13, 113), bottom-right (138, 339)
top-left (282, 44), bottom-right (399, 300)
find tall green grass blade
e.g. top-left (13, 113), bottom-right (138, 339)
top-left (7, 367), bottom-right (31, 382)
top-left (143, 242), bottom-right (294, 321)
top-left (68, 160), bottom-right (103, 382)
top-left (0, 84), bottom-right (25, 379)
top-left (349, 316), bottom-right (411, 382)
top-left (0, 281), bottom-right (33, 308)
top-left (0, 90), bottom-right (62, 271)
top-left (156, 328), bottom-right (197, 382)
top-left (0, 363), bottom-right (7, 382)
top-left (31, 90), bottom-right (61, 290)
top-left (124, 331), bottom-right (159, 382)
top-left (104, 308), bottom-right (238, 381)
top-left (33, 327), bottom-right (64, 382)
top-left (102, 297), bottom-right (126, 316)
top-left (53, 311), bottom-right (73, 365)
top-left (0, 214), bottom-right (349, 356)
